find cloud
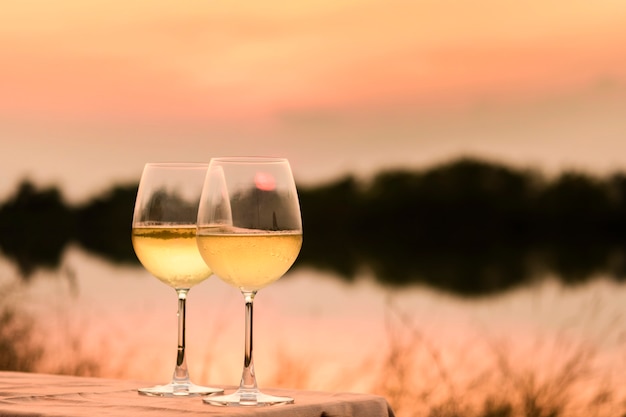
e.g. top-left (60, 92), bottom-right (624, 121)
top-left (2, 0), bottom-right (626, 126)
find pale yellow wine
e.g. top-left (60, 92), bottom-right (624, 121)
top-left (196, 231), bottom-right (302, 292)
top-left (132, 226), bottom-right (212, 289)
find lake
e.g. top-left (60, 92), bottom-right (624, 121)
top-left (2, 244), bottom-right (626, 417)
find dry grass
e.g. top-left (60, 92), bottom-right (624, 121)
top-left (3, 281), bottom-right (626, 417)
top-left (367, 298), bottom-right (626, 417)
top-left (0, 280), bottom-right (109, 378)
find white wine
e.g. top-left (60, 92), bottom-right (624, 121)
top-left (196, 230), bottom-right (302, 292)
top-left (132, 226), bottom-right (212, 289)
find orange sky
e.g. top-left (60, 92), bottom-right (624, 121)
top-left (1, 0), bottom-right (626, 202)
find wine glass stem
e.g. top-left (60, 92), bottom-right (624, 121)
top-left (174, 289), bottom-right (190, 384)
top-left (240, 291), bottom-right (258, 391)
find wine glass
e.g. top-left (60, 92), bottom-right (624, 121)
top-left (131, 162), bottom-right (223, 397)
top-left (196, 157), bottom-right (303, 406)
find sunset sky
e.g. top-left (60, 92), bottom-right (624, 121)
top-left (1, 0), bottom-right (626, 202)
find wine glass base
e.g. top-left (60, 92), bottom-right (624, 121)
top-left (203, 389), bottom-right (294, 406)
top-left (138, 382), bottom-right (223, 397)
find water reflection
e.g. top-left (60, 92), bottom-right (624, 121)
top-left (1, 247), bottom-right (625, 416)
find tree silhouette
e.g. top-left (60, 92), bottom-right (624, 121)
top-left (0, 181), bottom-right (74, 277)
top-left (2, 157), bottom-right (626, 296)
top-left (74, 184), bottom-right (138, 264)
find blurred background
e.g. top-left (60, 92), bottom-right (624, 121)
top-left (2, 1), bottom-right (626, 416)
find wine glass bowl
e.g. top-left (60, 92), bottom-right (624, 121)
top-left (196, 157), bottom-right (303, 406)
top-left (131, 162), bottom-right (223, 397)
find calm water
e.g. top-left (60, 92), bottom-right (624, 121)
top-left (2, 245), bottom-right (626, 415)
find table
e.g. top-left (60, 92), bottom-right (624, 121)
top-left (0, 371), bottom-right (395, 416)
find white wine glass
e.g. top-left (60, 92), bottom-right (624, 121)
top-left (131, 162), bottom-right (223, 397)
top-left (196, 157), bottom-right (303, 406)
